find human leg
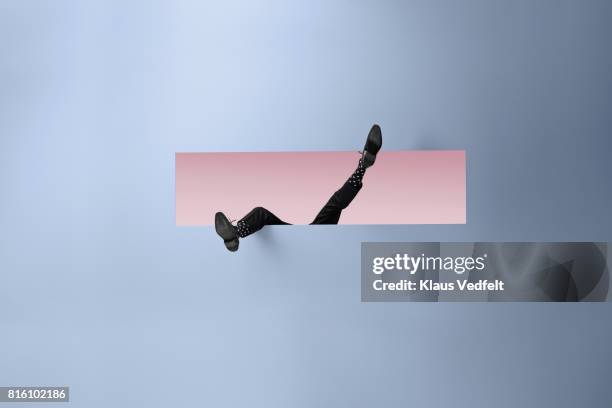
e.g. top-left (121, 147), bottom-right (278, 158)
top-left (311, 123), bottom-right (383, 224)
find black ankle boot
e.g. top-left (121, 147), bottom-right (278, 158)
top-left (361, 124), bottom-right (382, 168)
top-left (215, 212), bottom-right (239, 252)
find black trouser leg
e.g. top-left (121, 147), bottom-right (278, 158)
top-left (236, 207), bottom-right (290, 237)
top-left (310, 181), bottom-right (363, 224)
top-left (310, 159), bottom-right (366, 225)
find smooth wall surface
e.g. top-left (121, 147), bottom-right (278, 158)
top-left (1, 1), bottom-right (612, 407)
top-left (176, 151), bottom-right (466, 225)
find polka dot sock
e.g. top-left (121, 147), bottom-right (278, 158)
top-left (236, 220), bottom-right (251, 238)
top-left (348, 158), bottom-right (366, 187)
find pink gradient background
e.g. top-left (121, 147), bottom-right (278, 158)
top-left (175, 151), bottom-right (466, 225)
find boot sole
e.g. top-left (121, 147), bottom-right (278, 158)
top-left (364, 124), bottom-right (382, 155)
top-left (362, 124), bottom-right (382, 168)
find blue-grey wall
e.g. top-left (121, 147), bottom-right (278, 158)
top-left (1, 1), bottom-right (611, 407)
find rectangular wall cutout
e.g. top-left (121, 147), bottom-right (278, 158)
top-left (176, 151), bottom-right (466, 226)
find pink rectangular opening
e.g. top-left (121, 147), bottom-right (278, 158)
top-left (176, 151), bottom-right (466, 225)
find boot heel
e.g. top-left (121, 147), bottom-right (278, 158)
top-left (362, 151), bottom-right (376, 168)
